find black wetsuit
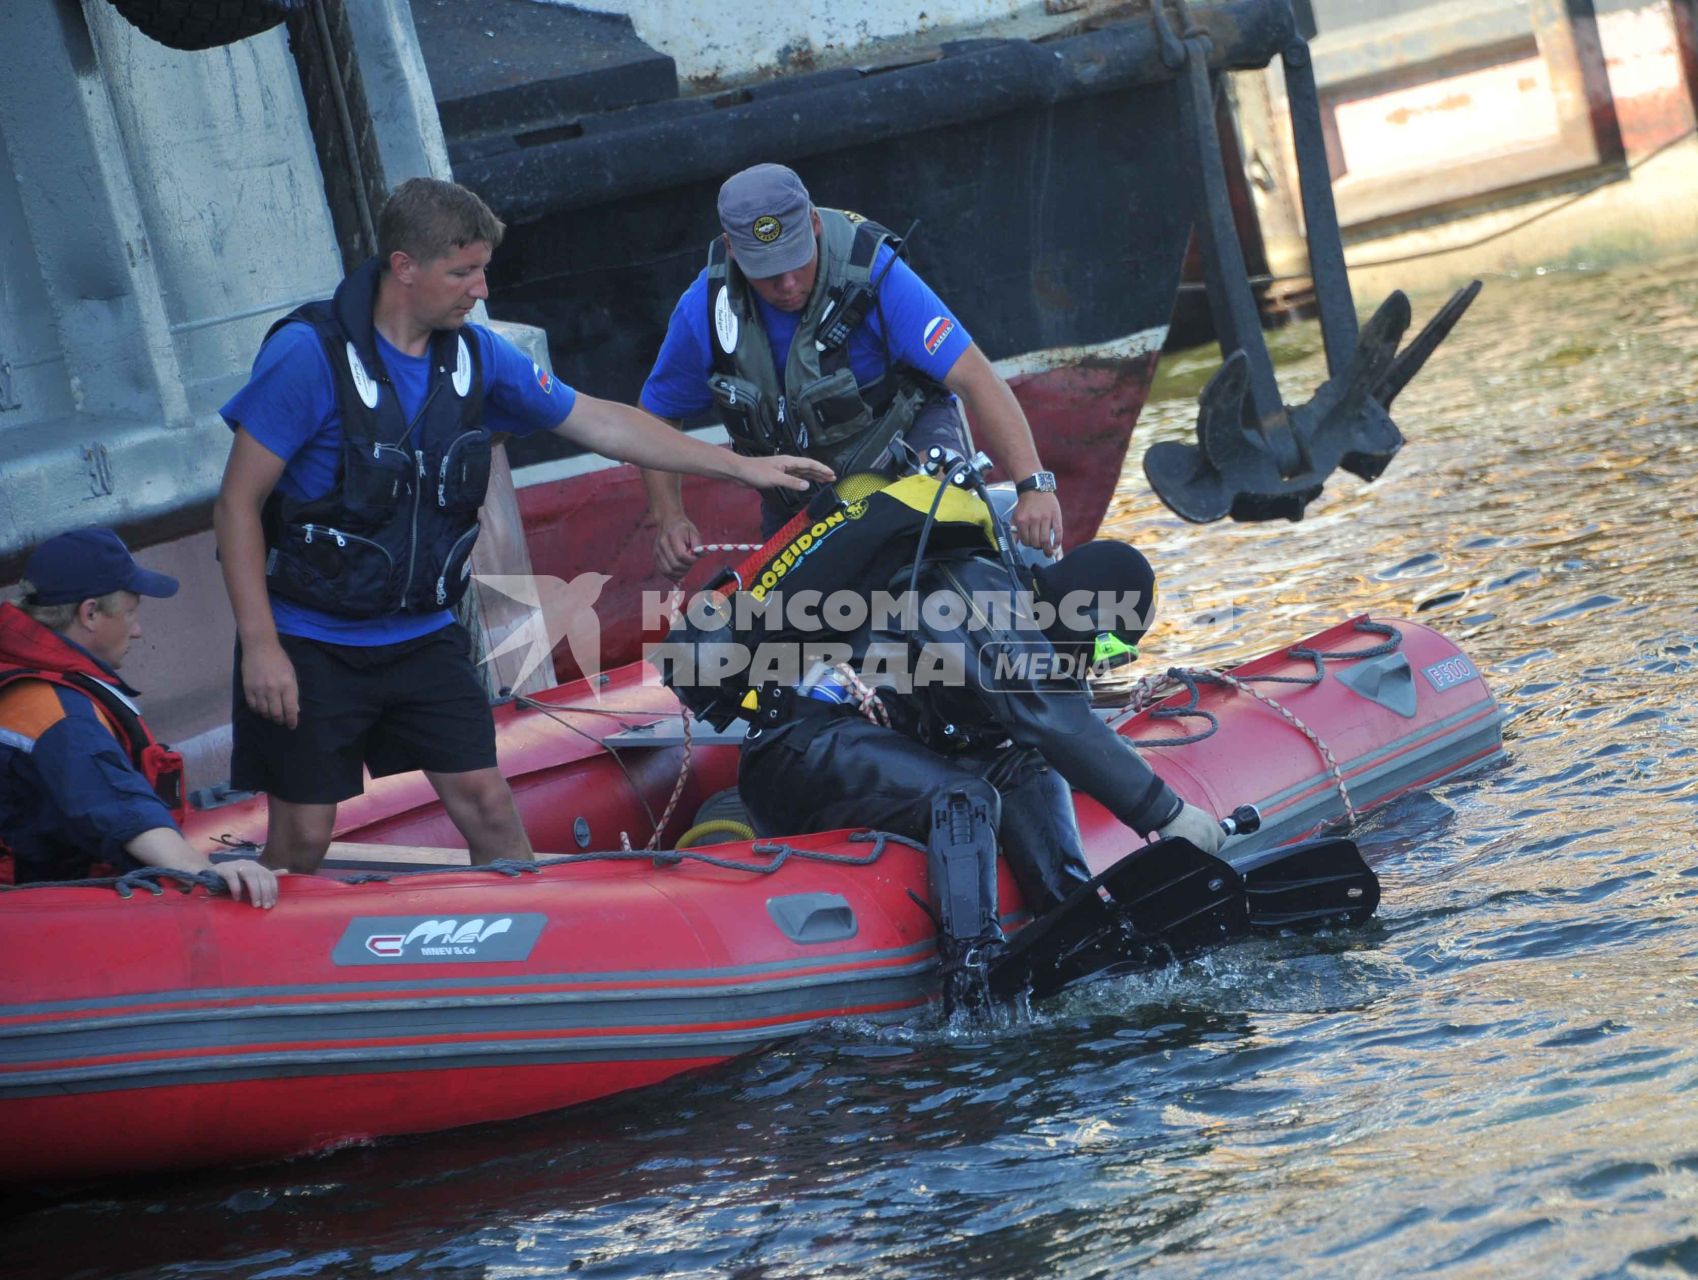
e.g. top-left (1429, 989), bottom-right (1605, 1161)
top-left (737, 553), bottom-right (1185, 932)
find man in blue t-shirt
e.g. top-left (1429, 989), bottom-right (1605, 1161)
top-left (639, 163), bottom-right (1064, 578)
top-left (216, 178), bottom-right (830, 874)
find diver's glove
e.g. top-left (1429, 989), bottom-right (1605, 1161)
top-left (1156, 801), bottom-right (1225, 856)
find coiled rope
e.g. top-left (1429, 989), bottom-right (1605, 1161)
top-left (1108, 620), bottom-right (1404, 825)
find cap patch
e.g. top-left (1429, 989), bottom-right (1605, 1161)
top-left (752, 215), bottom-right (782, 243)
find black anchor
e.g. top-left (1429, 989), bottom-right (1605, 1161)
top-left (1141, 0), bottom-right (1481, 523)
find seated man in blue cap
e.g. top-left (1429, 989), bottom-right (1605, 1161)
top-left (0, 528), bottom-right (279, 907)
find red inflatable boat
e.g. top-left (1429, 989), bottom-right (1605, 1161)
top-left (0, 616), bottom-right (1503, 1185)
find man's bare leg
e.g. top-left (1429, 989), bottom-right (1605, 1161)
top-left (261, 798), bottom-right (339, 874)
top-left (427, 767), bottom-right (535, 864)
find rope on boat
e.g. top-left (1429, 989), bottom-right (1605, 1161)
top-left (835, 662), bottom-right (892, 727)
top-left (334, 829), bottom-right (928, 885)
top-left (1110, 620), bottom-right (1403, 825)
top-left (633, 662), bottom-right (890, 851)
top-left (0, 832), bottom-right (928, 895)
top-left (6, 627), bottom-right (1399, 897)
top-left (643, 705), bottom-right (694, 850)
top-left (0, 866), bottom-right (230, 897)
top-left (514, 693), bottom-right (664, 837)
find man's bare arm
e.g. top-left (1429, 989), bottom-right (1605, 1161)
top-left (637, 417), bottom-right (705, 579)
top-left (943, 343), bottom-right (1064, 550)
top-left (127, 827), bottom-right (281, 909)
top-left (213, 430), bottom-right (299, 728)
top-left (556, 395), bottom-right (832, 490)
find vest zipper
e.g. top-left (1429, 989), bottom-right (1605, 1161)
top-left (403, 450), bottom-right (424, 606)
top-left (394, 379), bottom-right (443, 448)
top-left (397, 375), bottom-right (444, 607)
top-left (435, 524), bottom-right (480, 606)
top-left (438, 434), bottom-right (479, 508)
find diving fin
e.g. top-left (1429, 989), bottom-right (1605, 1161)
top-left (987, 836), bottom-right (1246, 1002)
top-left (1236, 837), bottom-right (1380, 931)
top-left (987, 835), bottom-right (1381, 1004)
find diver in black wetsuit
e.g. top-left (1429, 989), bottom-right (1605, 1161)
top-left (659, 458), bottom-right (1224, 1006)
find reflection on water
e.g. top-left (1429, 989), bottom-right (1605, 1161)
top-left (11, 258), bottom-right (1698, 1280)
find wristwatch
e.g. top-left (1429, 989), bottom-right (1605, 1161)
top-left (1015, 470), bottom-right (1057, 495)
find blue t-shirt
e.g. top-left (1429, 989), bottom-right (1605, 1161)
top-left (640, 244), bottom-right (973, 421)
top-left (220, 322), bottom-right (573, 645)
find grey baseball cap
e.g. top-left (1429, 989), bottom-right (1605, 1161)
top-left (717, 164), bottom-right (817, 277)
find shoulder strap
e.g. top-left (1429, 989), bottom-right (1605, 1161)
top-left (457, 330), bottom-right (485, 427)
top-left (0, 668), bottom-right (187, 824)
top-left (705, 238), bottom-right (738, 378)
top-left (0, 666), bottom-right (138, 758)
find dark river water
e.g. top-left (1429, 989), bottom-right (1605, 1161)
top-left (9, 258), bottom-right (1698, 1279)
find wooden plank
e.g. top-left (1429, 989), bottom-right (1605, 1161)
top-left (320, 842), bottom-right (473, 868)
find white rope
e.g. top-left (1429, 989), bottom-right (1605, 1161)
top-left (834, 662), bottom-right (891, 727)
top-left (1204, 670), bottom-right (1357, 824)
top-left (1110, 666), bottom-right (1357, 824)
top-left (646, 705), bottom-right (695, 850)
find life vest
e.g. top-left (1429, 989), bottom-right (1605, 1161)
top-left (0, 667), bottom-right (188, 828)
top-left (705, 209), bottom-right (943, 496)
top-left (260, 256), bottom-right (490, 619)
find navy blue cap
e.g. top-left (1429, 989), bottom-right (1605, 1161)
top-left (23, 528), bottom-right (179, 606)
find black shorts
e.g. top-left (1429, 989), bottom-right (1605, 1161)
top-left (231, 623), bottom-right (498, 806)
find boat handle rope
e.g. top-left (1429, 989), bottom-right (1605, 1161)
top-left (0, 832), bottom-right (929, 895)
top-left (1113, 620), bottom-right (1404, 825)
top-left (332, 828), bottom-right (929, 885)
top-left (0, 866), bottom-right (231, 898)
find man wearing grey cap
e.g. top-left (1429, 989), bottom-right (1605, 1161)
top-left (639, 163), bottom-right (1064, 577)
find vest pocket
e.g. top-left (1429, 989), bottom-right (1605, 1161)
top-left (437, 432), bottom-right (492, 514)
top-left (266, 522), bottom-right (398, 618)
top-left (795, 367), bottom-right (872, 448)
top-left (343, 443), bottom-right (415, 524)
top-left (709, 373), bottom-right (781, 454)
top-left (425, 521), bottom-right (482, 609)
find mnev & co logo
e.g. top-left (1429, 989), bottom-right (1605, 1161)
top-left (332, 913), bottom-right (549, 965)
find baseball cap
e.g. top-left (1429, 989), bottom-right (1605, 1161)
top-left (23, 527), bottom-right (180, 606)
top-left (717, 164), bottom-right (817, 277)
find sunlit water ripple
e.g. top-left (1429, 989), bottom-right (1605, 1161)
top-left (9, 258), bottom-right (1698, 1280)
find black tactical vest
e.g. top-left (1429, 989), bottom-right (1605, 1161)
top-left (260, 258), bottom-right (490, 619)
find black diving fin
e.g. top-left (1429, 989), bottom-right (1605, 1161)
top-left (1238, 836), bottom-right (1380, 930)
top-left (987, 836), bottom-right (1247, 1003)
top-left (987, 834), bottom-right (1381, 1004)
